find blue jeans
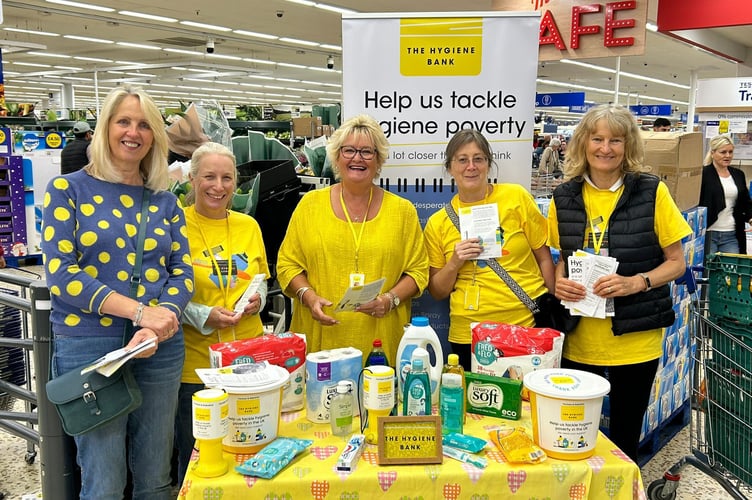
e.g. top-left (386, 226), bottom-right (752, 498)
top-left (52, 332), bottom-right (184, 500)
top-left (707, 230), bottom-right (738, 255)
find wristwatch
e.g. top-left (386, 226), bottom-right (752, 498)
top-left (639, 273), bottom-right (652, 292)
top-left (383, 291), bottom-right (400, 310)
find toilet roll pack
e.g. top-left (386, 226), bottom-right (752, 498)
top-left (305, 347), bottom-right (363, 423)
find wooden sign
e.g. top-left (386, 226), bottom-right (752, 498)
top-left (377, 416), bottom-right (443, 465)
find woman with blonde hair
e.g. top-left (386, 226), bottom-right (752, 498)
top-left (277, 114), bottom-right (428, 362)
top-left (699, 134), bottom-right (752, 254)
top-left (548, 104), bottom-right (691, 461)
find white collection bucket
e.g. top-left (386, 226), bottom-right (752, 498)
top-left (523, 368), bottom-right (610, 460)
top-left (221, 364), bottom-right (290, 454)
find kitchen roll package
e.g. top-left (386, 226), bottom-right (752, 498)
top-left (305, 347), bottom-right (363, 423)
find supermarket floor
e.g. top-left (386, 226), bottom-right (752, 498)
top-left (0, 265), bottom-right (749, 499)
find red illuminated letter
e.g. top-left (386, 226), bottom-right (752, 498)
top-left (539, 9), bottom-right (567, 50)
top-left (604, 1), bottom-right (636, 47)
top-left (570, 4), bottom-right (601, 49)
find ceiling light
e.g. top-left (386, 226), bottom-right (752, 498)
top-left (320, 44), bottom-right (342, 51)
top-left (279, 37), bottom-right (319, 47)
top-left (74, 56), bottom-right (113, 63)
top-left (117, 42), bottom-right (161, 50)
top-left (13, 61), bottom-right (52, 68)
top-left (164, 48), bottom-right (201, 56)
top-left (243, 58), bottom-right (276, 65)
top-left (315, 3), bottom-right (355, 15)
top-left (118, 11), bottom-right (178, 23)
top-left (28, 51), bottom-right (71, 58)
top-left (233, 30), bottom-right (278, 40)
top-left (278, 62), bottom-right (307, 69)
top-left (53, 65), bottom-right (83, 70)
top-left (45, 0), bottom-right (115, 12)
top-left (4, 27), bottom-right (59, 36)
top-left (64, 35), bottom-right (114, 44)
top-left (285, 0), bottom-right (316, 5)
top-left (179, 21), bottom-right (232, 32)
top-left (207, 53), bottom-right (243, 61)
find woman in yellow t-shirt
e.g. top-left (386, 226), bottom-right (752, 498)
top-left (547, 104), bottom-right (691, 461)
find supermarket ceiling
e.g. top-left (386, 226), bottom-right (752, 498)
top-left (0, 0), bottom-right (750, 122)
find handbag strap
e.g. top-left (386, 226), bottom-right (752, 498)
top-left (444, 203), bottom-right (539, 314)
top-left (130, 189), bottom-right (152, 301)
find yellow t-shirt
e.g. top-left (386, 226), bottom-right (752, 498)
top-left (182, 206), bottom-right (269, 383)
top-left (547, 180), bottom-right (692, 365)
top-left (424, 184), bottom-right (549, 344)
top-left (276, 187), bottom-right (429, 363)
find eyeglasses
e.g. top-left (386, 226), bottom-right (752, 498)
top-left (453, 156), bottom-right (488, 167)
top-left (340, 146), bottom-right (376, 160)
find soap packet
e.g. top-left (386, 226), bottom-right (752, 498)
top-left (236, 436), bottom-right (313, 479)
top-left (488, 426), bottom-right (546, 464)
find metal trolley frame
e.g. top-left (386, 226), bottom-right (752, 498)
top-left (647, 269), bottom-right (752, 500)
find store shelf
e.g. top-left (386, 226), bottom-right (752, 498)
top-left (228, 120), bottom-right (291, 132)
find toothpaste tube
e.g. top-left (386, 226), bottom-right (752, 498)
top-left (336, 434), bottom-right (366, 472)
top-left (442, 445), bottom-right (488, 469)
top-left (442, 432), bottom-right (488, 454)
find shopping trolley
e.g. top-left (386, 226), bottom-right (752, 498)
top-left (647, 256), bottom-right (752, 500)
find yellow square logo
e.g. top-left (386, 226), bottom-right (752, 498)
top-left (400, 18), bottom-right (483, 77)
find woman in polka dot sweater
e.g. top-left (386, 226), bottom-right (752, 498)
top-left (42, 84), bottom-right (194, 500)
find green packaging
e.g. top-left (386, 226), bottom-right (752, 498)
top-left (465, 372), bottom-right (522, 420)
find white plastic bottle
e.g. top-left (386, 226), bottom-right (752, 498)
top-left (396, 316), bottom-right (444, 403)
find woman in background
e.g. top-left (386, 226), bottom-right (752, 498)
top-left (548, 104), bottom-right (691, 461)
top-left (175, 142), bottom-right (269, 485)
top-left (699, 134), bottom-right (752, 254)
top-left (424, 129), bottom-right (555, 370)
top-left (276, 114), bottom-right (428, 363)
top-left (42, 84), bottom-right (194, 500)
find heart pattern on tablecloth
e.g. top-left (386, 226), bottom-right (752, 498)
top-left (311, 480), bottom-right (330, 500)
top-left (377, 471), bottom-right (398, 492)
top-left (293, 466), bottom-right (312, 479)
top-left (362, 450), bottom-right (379, 465)
top-left (604, 475), bottom-right (625, 498)
top-left (587, 455), bottom-right (605, 473)
top-left (470, 495), bottom-right (489, 500)
top-left (633, 478), bottom-right (647, 500)
top-left (339, 491), bottom-right (359, 500)
top-left (243, 476), bottom-right (257, 488)
top-left (442, 483), bottom-right (461, 500)
top-left (265, 494), bottom-right (292, 500)
top-left (569, 483), bottom-right (587, 499)
top-left (281, 411), bottom-right (301, 423)
top-left (424, 465), bottom-right (441, 481)
top-left (551, 463), bottom-right (570, 483)
top-left (202, 486), bottom-right (223, 498)
top-left (297, 421), bottom-right (313, 432)
top-left (508, 471), bottom-right (527, 493)
top-left (314, 431), bottom-right (329, 439)
top-left (311, 445), bottom-right (338, 460)
top-left (235, 453), bottom-right (253, 465)
top-left (468, 413), bottom-right (483, 421)
top-left (611, 449), bottom-right (631, 462)
top-left (461, 462), bottom-right (484, 483)
top-left (485, 450), bottom-right (506, 463)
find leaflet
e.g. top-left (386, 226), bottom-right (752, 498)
top-left (565, 251), bottom-right (618, 318)
top-left (80, 337), bottom-right (156, 377)
top-left (233, 273), bottom-right (267, 314)
top-left (334, 277), bottom-right (386, 312)
top-left (458, 203), bottom-right (503, 260)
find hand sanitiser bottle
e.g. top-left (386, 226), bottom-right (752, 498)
top-left (440, 373), bottom-right (464, 435)
top-left (403, 348), bottom-right (431, 416)
top-left (330, 381), bottom-right (354, 436)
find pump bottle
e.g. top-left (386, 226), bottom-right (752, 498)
top-left (330, 381), bottom-right (354, 436)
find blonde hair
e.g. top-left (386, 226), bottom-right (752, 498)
top-left (85, 84), bottom-right (169, 191)
top-left (704, 134), bottom-right (734, 165)
top-left (184, 142), bottom-right (237, 206)
top-left (325, 114), bottom-right (389, 179)
top-left (563, 104), bottom-right (648, 180)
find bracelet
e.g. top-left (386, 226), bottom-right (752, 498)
top-left (295, 286), bottom-right (312, 303)
top-left (132, 302), bottom-right (145, 327)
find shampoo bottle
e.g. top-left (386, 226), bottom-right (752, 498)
top-left (440, 373), bottom-right (464, 435)
top-left (330, 381), bottom-right (354, 436)
top-left (403, 348), bottom-right (431, 416)
top-left (443, 353), bottom-right (466, 422)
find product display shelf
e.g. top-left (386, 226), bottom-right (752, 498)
top-left (0, 156), bottom-right (27, 257)
top-left (637, 400), bottom-right (691, 467)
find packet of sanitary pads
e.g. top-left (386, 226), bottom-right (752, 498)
top-left (235, 436), bottom-right (313, 479)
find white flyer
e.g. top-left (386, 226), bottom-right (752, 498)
top-left (566, 252), bottom-right (618, 318)
top-left (458, 203), bottom-right (502, 260)
top-left (233, 273), bottom-right (267, 314)
top-left (334, 277), bottom-right (386, 312)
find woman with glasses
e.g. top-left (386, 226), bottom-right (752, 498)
top-left (424, 129), bottom-right (556, 370)
top-left (277, 114), bottom-right (428, 363)
top-left (699, 134), bottom-right (752, 254)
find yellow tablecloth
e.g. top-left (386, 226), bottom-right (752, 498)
top-left (179, 402), bottom-right (644, 499)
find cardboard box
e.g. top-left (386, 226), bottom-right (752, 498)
top-left (641, 131), bottom-right (703, 211)
top-left (293, 116), bottom-right (323, 137)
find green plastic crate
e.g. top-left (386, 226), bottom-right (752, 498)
top-left (707, 315), bottom-right (752, 369)
top-left (706, 406), bottom-right (752, 487)
top-left (704, 360), bottom-right (752, 423)
top-left (707, 253), bottom-right (752, 326)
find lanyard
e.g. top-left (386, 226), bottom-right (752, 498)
top-left (455, 184), bottom-right (492, 285)
top-left (195, 209), bottom-right (236, 342)
top-left (340, 186), bottom-right (373, 273)
top-left (583, 186), bottom-right (621, 255)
